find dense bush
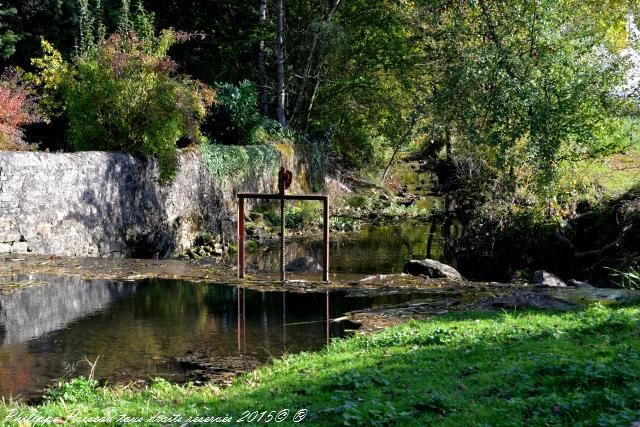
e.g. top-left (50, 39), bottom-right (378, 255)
top-left (29, 3), bottom-right (214, 180)
top-left (0, 67), bottom-right (41, 150)
top-left (206, 80), bottom-right (298, 146)
top-left (206, 80), bottom-right (262, 145)
top-left (68, 32), bottom-right (213, 180)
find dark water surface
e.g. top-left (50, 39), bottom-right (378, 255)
top-left (245, 223), bottom-right (446, 278)
top-left (0, 276), bottom-right (427, 399)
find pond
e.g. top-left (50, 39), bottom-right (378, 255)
top-left (243, 223), bottom-right (446, 279)
top-left (0, 276), bottom-right (433, 400)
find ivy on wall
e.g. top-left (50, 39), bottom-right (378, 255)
top-left (200, 142), bottom-right (280, 183)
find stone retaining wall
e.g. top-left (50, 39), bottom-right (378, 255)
top-left (0, 148), bottom-right (306, 257)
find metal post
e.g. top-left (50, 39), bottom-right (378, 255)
top-left (323, 197), bottom-right (330, 282)
top-left (238, 196), bottom-right (245, 278)
top-left (280, 197), bottom-right (285, 282)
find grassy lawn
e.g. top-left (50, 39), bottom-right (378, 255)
top-left (586, 129), bottom-right (640, 198)
top-left (2, 303), bottom-right (640, 426)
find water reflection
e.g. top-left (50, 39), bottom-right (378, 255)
top-left (245, 223), bottom-right (444, 276)
top-left (0, 278), bottom-right (424, 399)
top-left (0, 276), bottom-right (136, 344)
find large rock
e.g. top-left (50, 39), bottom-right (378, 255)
top-left (285, 256), bottom-right (322, 274)
top-left (403, 259), bottom-right (464, 280)
top-left (533, 270), bottom-right (567, 287)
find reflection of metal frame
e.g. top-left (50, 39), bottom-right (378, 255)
top-left (237, 287), bottom-right (246, 353)
top-left (237, 170), bottom-right (330, 282)
top-left (236, 287), bottom-right (332, 353)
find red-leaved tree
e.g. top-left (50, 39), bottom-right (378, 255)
top-left (0, 68), bottom-right (41, 151)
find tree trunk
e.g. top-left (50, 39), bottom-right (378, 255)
top-left (258, 0), bottom-right (268, 116)
top-left (276, 0), bottom-right (286, 126)
top-left (381, 109), bottom-right (423, 182)
top-left (291, 0), bottom-right (344, 125)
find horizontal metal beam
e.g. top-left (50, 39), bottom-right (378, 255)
top-left (238, 193), bottom-right (328, 201)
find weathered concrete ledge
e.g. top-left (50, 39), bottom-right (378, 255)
top-left (0, 147), bottom-right (306, 258)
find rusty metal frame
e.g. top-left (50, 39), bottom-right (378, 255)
top-left (237, 192), bottom-right (330, 282)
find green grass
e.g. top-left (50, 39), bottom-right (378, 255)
top-left (582, 133), bottom-right (640, 198)
top-left (3, 304), bottom-right (640, 426)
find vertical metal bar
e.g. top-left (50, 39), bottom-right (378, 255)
top-left (236, 286), bottom-right (241, 352)
top-left (282, 291), bottom-right (286, 350)
top-left (322, 197), bottom-right (330, 282)
top-left (238, 197), bottom-right (245, 278)
top-left (280, 197), bottom-right (285, 282)
top-left (325, 290), bottom-right (330, 345)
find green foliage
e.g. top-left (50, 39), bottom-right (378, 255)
top-left (418, 0), bottom-right (636, 215)
top-left (285, 201), bottom-right (323, 229)
top-left (330, 216), bottom-right (360, 232)
top-left (608, 266), bottom-right (640, 289)
top-left (381, 202), bottom-right (430, 219)
top-left (253, 200), bottom-right (323, 230)
top-left (0, 4), bottom-right (18, 60)
top-left (25, 39), bottom-right (69, 118)
top-left (29, 3), bottom-right (214, 181)
top-left (43, 376), bottom-right (99, 404)
top-left (295, 134), bottom-right (331, 192)
top-left (206, 80), bottom-right (299, 146)
top-left (200, 141), bottom-right (280, 182)
top-left (66, 33), bottom-right (212, 180)
top-left (208, 80), bottom-right (262, 145)
top-left (314, 0), bottom-right (425, 172)
top-left (345, 195), bottom-right (373, 210)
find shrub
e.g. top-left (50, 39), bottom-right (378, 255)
top-left (30, 4), bottom-right (214, 181)
top-left (65, 31), bottom-right (213, 180)
top-left (0, 67), bottom-right (41, 151)
top-left (206, 80), bottom-right (298, 146)
top-left (207, 80), bottom-right (262, 145)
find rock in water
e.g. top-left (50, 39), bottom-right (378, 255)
top-left (533, 270), bottom-right (567, 287)
top-left (285, 256), bottom-right (322, 274)
top-left (490, 292), bottom-right (574, 310)
top-left (567, 279), bottom-right (595, 288)
top-left (403, 259), bottom-right (464, 280)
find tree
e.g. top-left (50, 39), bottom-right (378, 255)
top-left (0, 67), bottom-right (42, 150)
top-left (275, 0), bottom-right (286, 125)
top-left (257, 0), bottom-right (268, 116)
top-left (311, 0), bottom-right (428, 168)
top-left (415, 0), bottom-right (635, 210)
top-left (0, 3), bottom-right (18, 60)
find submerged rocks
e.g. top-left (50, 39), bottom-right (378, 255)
top-left (489, 291), bottom-right (575, 310)
top-left (403, 259), bottom-right (464, 280)
top-left (285, 256), bottom-right (322, 274)
top-left (533, 270), bottom-right (567, 287)
top-left (568, 279), bottom-right (595, 289)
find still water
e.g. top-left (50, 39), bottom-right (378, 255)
top-left (0, 277), bottom-right (430, 399)
top-left (244, 223), bottom-right (446, 278)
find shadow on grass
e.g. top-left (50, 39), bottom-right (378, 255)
top-left (206, 305), bottom-right (640, 426)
